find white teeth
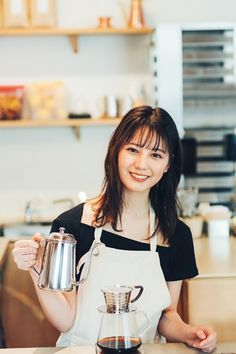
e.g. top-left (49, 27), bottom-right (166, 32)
top-left (131, 173), bottom-right (148, 179)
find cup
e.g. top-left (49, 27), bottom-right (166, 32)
top-left (100, 95), bottom-right (119, 118)
top-left (98, 17), bottom-right (112, 29)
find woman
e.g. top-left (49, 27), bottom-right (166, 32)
top-left (12, 106), bottom-right (216, 351)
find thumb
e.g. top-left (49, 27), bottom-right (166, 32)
top-left (32, 233), bottom-right (42, 242)
top-left (196, 329), bottom-right (206, 340)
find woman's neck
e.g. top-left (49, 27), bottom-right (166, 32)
top-left (123, 190), bottom-right (150, 218)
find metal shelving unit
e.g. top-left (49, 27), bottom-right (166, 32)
top-left (184, 126), bottom-right (235, 206)
top-left (182, 28), bottom-right (236, 115)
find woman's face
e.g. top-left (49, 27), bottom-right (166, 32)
top-left (118, 131), bottom-right (170, 194)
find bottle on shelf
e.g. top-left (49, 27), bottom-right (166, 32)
top-left (128, 0), bottom-right (145, 29)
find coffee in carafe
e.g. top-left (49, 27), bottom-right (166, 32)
top-left (96, 285), bottom-right (149, 354)
top-left (97, 336), bottom-right (142, 353)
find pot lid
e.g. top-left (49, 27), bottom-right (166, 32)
top-left (47, 227), bottom-right (76, 243)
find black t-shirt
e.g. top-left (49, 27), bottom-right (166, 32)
top-left (50, 203), bottom-right (198, 282)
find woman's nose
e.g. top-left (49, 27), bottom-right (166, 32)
top-left (134, 153), bottom-right (148, 170)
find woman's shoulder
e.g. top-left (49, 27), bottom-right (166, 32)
top-left (55, 202), bottom-right (85, 222)
top-left (171, 218), bottom-right (193, 244)
top-left (81, 199), bottom-right (98, 225)
top-left (51, 200), bottom-right (95, 233)
top-left (54, 198), bottom-right (100, 226)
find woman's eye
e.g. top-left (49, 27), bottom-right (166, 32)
top-left (152, 152), bottom-right (162, 159)
top-left (127, 147), bottom-right (138, 153)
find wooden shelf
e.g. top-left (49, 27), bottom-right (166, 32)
top-left (0, 27), bottom-right (154, 53)
top-left (0, 118), bottom-right (121, 128)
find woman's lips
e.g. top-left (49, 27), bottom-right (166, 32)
top-left (129, 172), bottom-right (149, 182)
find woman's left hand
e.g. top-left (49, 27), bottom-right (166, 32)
top-left (185, 325), bottom-right (217, 352)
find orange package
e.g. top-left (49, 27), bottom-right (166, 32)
top-left (0, 86), bottom-right (24, 120)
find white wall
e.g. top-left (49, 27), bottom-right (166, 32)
top-left (1, 0), bottom-right (236, 222)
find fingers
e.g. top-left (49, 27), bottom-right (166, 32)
top-left (186, 326), bottom-right (217, 353)
top-left (198, 333), bottom-right (217, 352)
top-left (12, 234), bottom-right (42, 271)
top-left (192, 332), bottom-right (217, 353)
top-left (32, 233), bottom-right (42, 242)
top-left (196, 329), bottom-right (206, 340)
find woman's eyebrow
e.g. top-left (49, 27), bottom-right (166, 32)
top-left (152, 147), bottom-right (165, 153)
top-left (128, 142), bottom-right (165, 153)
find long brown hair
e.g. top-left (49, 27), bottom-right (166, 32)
top-left (93, 105), bottom-right (182, 243)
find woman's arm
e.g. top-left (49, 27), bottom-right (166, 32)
top-left (30, 269), bottom-right (76, 332)
top-left (158, 281), bottom-right (217, 353)
top-left (12, 234), bottom-right (77, 333)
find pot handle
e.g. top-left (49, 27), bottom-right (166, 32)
top-left (29, 238), bottom-right (42, 277)
top-left (30, 266), bottom-right (40, 276)
top-left (74, 240), bottom-right (102, 285)
top-left (131, 285), bottom-right (144, 303)
top-left (135, 311), bottom-right (151, 337)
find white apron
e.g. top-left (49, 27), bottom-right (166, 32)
top-left (56, 209), bottom-right (171, 346)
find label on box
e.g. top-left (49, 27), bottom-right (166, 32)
top-left (11, 0), bottom-right (23, 15)
top-left (36, 0), bottom-right (49, 14)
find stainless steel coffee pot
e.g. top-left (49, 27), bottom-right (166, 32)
top-left (31, 227), bottom-right (81, 292)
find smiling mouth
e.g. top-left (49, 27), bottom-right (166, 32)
top-left (130, 172), bottom-right (150, 181)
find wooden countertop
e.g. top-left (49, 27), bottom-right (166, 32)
top-left (0, 238), bottom-right (9, 269)
top-left (193, 236), bottom-right (236, 277)
top-left (0, 342), bottom-right (236, 354)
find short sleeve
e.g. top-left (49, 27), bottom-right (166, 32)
top-left (166, 220), bottom-right (199, 281)
top-left (49, 203), bottom-right (93, 268)
top-left (49, 203), bottom-right (85, 236)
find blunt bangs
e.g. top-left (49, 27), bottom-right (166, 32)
top-left (125, 125), bottom-right (168, 153)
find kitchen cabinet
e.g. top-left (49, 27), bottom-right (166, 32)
top-left (180, 236), bottom-right (236, 341)
top-left (0, 242), bottom-right (59, 348)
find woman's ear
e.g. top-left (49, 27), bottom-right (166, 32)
top-left (164, 162), bottom-right (170, 173)
top-left (164, 167), bottom-right (169, 173)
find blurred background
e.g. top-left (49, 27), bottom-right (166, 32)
top-left (0, 0), bottom-right (236, 349)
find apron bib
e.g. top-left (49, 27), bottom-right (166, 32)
top-left (56, 208), bottom-right (171, 347)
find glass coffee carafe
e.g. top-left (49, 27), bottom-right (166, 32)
top-left (96, 285), bottom-right (150, 353)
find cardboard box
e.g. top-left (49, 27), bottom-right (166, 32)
top-left (3, 0), bottom-right (29, 28)
top-left (29, 0), bottom-right (56, 27)
top-left (0, 0), bottom-right (3, 28)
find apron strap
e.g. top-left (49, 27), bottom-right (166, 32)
top-left (150, 207), bottom-right (157, 252)
top-left (94, 226), bottom-right (103, 242)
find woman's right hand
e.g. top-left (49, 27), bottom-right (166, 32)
top-left (12, 233), bottom-right (42, 271)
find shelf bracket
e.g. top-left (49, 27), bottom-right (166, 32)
top-left (73, 127), bottom-right (80, 139)
top-left (68, 35), bottom-right (78, 53)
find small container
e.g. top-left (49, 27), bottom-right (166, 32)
top-left (3, 0), bottom-right (29, 28)
top-left (98, 17), bottom-right (112, 29)
top-left (208, 219), bottom-right (230, 239)
top-left (128, 0), bottom-right (145, 29)
top-left (29, 0), bottom-right (56, 28)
